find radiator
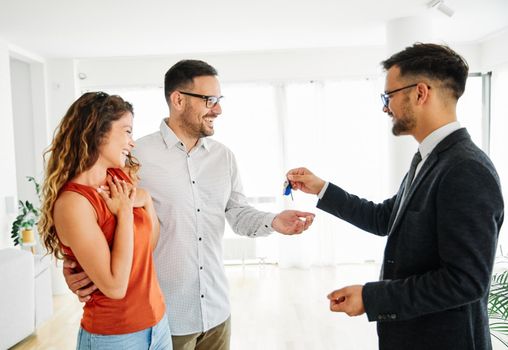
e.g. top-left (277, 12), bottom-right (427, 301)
top-left (222, 238), bottom-right (256, 261)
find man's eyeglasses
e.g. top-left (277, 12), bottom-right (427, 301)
top-left (179, 91), bottom-right (224, 108)
top-left (380, 83), bottom-right (418, 108)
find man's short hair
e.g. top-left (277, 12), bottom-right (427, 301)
top-left (164, 59), bottom-right (218, 103)
top-left (381, 43), bottom-right (469, 100)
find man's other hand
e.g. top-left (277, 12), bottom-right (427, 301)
top-left (327, 285), bottom-right (365, 317)
top-left (63, 257), bottom-right (97, 302)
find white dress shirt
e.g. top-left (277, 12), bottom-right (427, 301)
top-left (133, 119), bottom-right (276, 335)
top-left (415, 121), bottom-right (462, 177)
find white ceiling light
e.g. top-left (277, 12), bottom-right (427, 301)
top-left (428, 0), bottom-right (455, 17)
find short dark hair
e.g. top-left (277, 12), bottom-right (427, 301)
top-left (381, 43), bottom-right (469, 100)
top-left (164, 59), bottom-right (218, 103)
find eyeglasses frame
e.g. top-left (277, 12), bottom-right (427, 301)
top-left (178, 91), bottom-right (224, 108)
top-left (380, 83), bottom-right (419, 108)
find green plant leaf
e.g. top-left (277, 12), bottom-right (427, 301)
top-left (489, 271), bottom-right (508, 320)
top-left (9, 176), bottom-right (41, 246)
top-left (27, 176), bottom-right (41, 200)
top-left (489, 269), bottom-right (508, 345)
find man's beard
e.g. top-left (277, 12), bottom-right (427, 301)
top-left (198, 114), bottom-right (214, 138)
top-left (181, 106), bottom-right (215, 138)
top-left (199, 124), bottom-right (213, 138)
top-left (392, 98), bottom-right (416, 136)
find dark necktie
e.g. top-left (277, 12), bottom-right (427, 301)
top-left (403, 151), bottom-right (422, 198)
top-left (382, 151), bottom-right (422, 280)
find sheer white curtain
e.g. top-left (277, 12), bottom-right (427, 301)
top-left (280, 79), bottom-right (390, 267)
top-left (214, 83), bottom-right (283, 262)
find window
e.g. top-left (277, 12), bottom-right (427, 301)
top-left (92, 73), bottom-right (491, 266)
top-left (96, 87), bottom-right (167, 139)
top-left (490, 65), bottom-right (508, 253)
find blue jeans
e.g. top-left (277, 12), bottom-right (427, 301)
top-left (77, 313), bottom-right (172, 350)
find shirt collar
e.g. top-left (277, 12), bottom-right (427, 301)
top-left (419, 121), bottom-right (461, 159)
top-left (159, 119), bottom-right (210, 152)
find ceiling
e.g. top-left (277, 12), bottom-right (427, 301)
top-left (0, 0), bottom-right (507, 59)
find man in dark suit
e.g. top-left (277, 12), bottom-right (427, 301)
top-left (287, 43), bottom-right (504, 350)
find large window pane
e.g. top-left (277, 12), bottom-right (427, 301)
top-left (490, 65), bottom-right (508, 254)
top-left (93, 87), bottom-right (167, 139)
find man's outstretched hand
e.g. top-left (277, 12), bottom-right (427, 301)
top-left (272, 210), bottom-right (315, 235)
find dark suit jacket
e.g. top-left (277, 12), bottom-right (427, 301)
top-left (317, 128), bottom-right (504, 350)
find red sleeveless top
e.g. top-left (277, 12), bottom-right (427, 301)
top-left (60, 168), bottom-right (166, 335)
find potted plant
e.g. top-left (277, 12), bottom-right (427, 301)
top-left (10, 176), bottom-right (41, 250)
top-left (489, 267), bottom-right (508, 347)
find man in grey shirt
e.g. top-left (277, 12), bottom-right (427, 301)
top-left (65, 59), bottom-right (315, 350)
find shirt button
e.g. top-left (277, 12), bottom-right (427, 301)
top-left (200, 266), bottom-right (203, 270)
top-left (201, 294), bottom-right (204, 298)
top-left (199, 237), bottom-right (202, 241)
top-left (180, 142), bottom-right (183, 146)
top-left (264, 224), bottom-right (269, 228)
top-left (192, 180), bottom-right (195, 184)
top-left (197, 209), bottom-right (200, 212)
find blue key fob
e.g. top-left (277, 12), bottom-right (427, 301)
top-left (283, 179), bottom-right (293, 200)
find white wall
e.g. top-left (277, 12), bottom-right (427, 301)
top-left (480, 28), bottom-right (508, 72)
top-left (10, 59), bottom-right (37, 203)
top-left (2, 44), bottom-right (52, 250)
top-left (46, 59), bottom-right (80, 133)
top-left (77, 43), bottom-right (487, 92)
top-left (77, 46), bottom-right (387, 89)
top-left (0, 38), bottom-right (18, 249)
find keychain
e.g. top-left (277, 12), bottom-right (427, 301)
top-left (283, 178), bottom-right (293, 200)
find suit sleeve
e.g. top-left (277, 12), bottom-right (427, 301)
top-left (317, 182), bottom-right (398, 237)
top-left (362, 159), bottom-right (504, 322)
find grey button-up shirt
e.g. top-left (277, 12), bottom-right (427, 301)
top-left (133, 119), bottom-right (275, 335)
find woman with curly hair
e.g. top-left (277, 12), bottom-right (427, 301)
top-left (38, 92), bottom-right (171, 349)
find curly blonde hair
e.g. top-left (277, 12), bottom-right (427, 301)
top-left (38, 92), bottom-right (138, 259)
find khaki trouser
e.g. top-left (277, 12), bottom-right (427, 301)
top-left (172, 317), bottom-right (231, 350)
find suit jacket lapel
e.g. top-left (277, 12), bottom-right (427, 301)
top-left (386, 128), bottom-right (471, 235)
